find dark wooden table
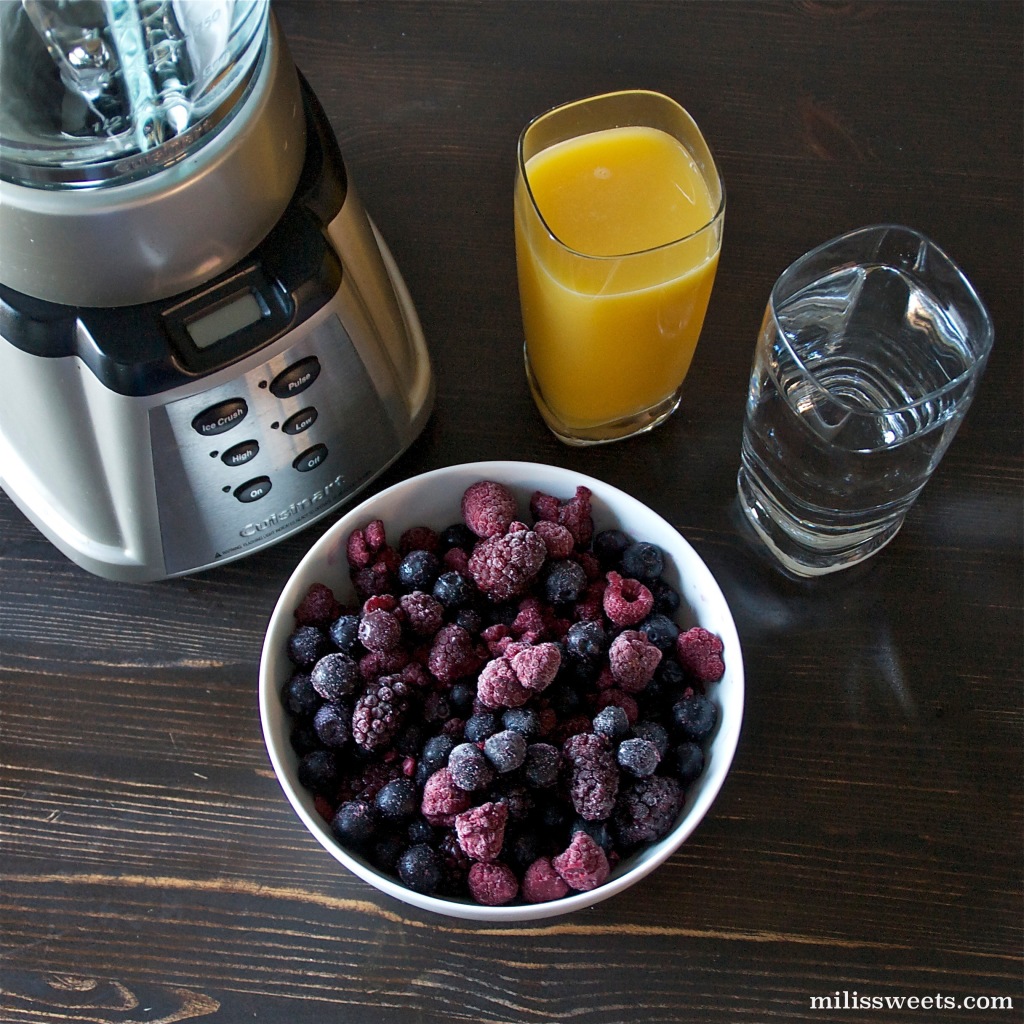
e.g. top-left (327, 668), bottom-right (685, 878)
top-left (2, 3), bottom-right (1021, 1022)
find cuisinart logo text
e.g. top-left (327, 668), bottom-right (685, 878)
top-left (239, 475), bottom-right (344, 537)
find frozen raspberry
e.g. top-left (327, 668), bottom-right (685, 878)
top-left (359, 648), bottom-right (409, 683)
top-left (557, 486), bottom-right (594, 548)
top-left (476, 656), bottom-right (531, 709)
top-left (399, 526), bottom-right (439, 555)
top-left (442, 547), bottom-right (471, 576)
top-left (427, 623), bottom-right (484, 684)
top-left (521, 856), bottom-right (571, 903)
top-left (421, 767), bottom-right (471, 825)
top-left (467, 861), bottom-right (519, 906)
top-left (352, 561), bottom-right (397, 601)
top-left (510, 642), bottom-right (561, 692)
top-left (574, 581), bottom-right (606, 623)
top-left (468, 524), bottom-right (546, 602)
top-left (294, 582), bottom-right (342, 626)
top-left (533, 520), bottom-right (575, 559)
top-left (551, 831), bottom-right (610, 891)
top-left (613, 775), bottom-right (685, 847)
top-left (399, 591), bottom-right (445, 637)
top-left (358, 608), bottom-right (402, 653)
top-left (455, 801), bottom-right (508, 862)
top-left (608, 630), bottom-right (662, 693)
top-left (676, 626), bottom-right (726, 683)
top-left (563, 732), bottom-right (619, 821)
top-left (346, 519), bottom-right (389, 568)
top-left (351, 674), bottom-right (410, 752)
top-left (602, 571), bottom-right (654, 626)
top-left (461, 480), bottom-right (520, 538)
top-left (529, 490), bottom-right (561, 523)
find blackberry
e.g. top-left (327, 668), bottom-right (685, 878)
top-left (564, 620), bottom-right (608, 665)
top-left (313, 702), bottom-right (352, 749)
top-left (544, 560), bottom-right (588, 605)
top-left (328, 613), bottom-right (361, 653)
top-left (613, 776), bottom-right (685, 848)
top-left (616, 737), bottom-right (661, 778)
top-left (621, 541), bottom-right (665, 582)
top-left (281, 672), bottom-right (320, 718)
top-left (297, 749), bottom-right (338, 795)
top-left (351, 674), bottom-right (411, 753)
top-left (592, 528), bottom-right (632, 567)
top-left (502, 707), bottom-right (540, 739)
top-left (310, 652), bottom-right (360, 701)
top-left (448, 742), bottom-right (495, 792)
top-left (331, 799), bottom-right (379, 846)
top-left (523, 742), bottom-right (561, 789)
top-left (287, 625), bottom-right (330, 668)
top-left (464, 712), bottom-right (500, 743)
top-left (672, 693), bottom-right (718, 742)
top-left (639, 613), bottom-right (680, 652)
top-left (398, 549), bottom-right (441, 591)
top-left (432, 571), bottom-right (475, 610)
top-left (374, 778), bottom-right (418, 821)
top-left (483, 729), bottom-right (527, 773)
top-left (563, 733), bottom-right (619, 822)
top-left (592, 705), bottom-right (630, 742)
top-left (397, 843), bottom-right (443, 894)
top-left (674, 740), bottom-right (705, 784)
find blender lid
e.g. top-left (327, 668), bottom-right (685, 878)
top-left (0, 0), bottom-right (270, 188)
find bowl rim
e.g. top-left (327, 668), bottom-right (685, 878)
top-left (259, 460), bottom-right (744, 921)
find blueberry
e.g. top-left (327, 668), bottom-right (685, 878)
top-left (310, 651), bottom-right (360, 701)
top-left (288, 719), bottom-right (320, 756)
top-left (650, 578), bottom-right (681, 616)
top-left (372, 835), bottom-right (405, 874)
top-left (453, 607), bottom-right (483, 634)
top-left (483, 729), bottom-right (527, 773)
top-left (448, 742), bottom-right (495, 791)
top-left (639, 613), bottom-right (680, 652)
top-left (544, 560), bottom-right (588, 605)
top-left (632, 720), bottom-right (670, 759)
top-left (464, 712), bottom-right (500, 743)
top-left (397, 843), bottom-right (443, 894)
top-left (674, 740), bottom-right (705, 784)
top-left (564, 620), bottom-right (608, 664)
top-left (331, 799), bottom-right (379, 845)
top-left (313, 702), bottom-right (352, 748)
top-left (395, 723), bottom-right (425, 757)
top-left (407, 818), bottom-right (436, 845)
top-left (297, 749), bottom-right (338, 794)
top-left (287, 625), bottom-right (330, 668)
top-left (421, 733), bottom-right (456, 771)
top-left (328, 613), bottom-right (361, 653)
top-left (672, 693), bottom-right (718, 742)
top-left (571, 817), bottom-right (614, 853)
top-left (281, 671), bottom-right (320, 717)
top-left (448, 682), bottom-right (476, 714)
top-left (523, 742), bottom-right (560, 789)
top-left (621, 541), bottom-right (665, 582)
top-left (501, 707), bottom-right (540, 739)
top-left (398, 549), bottom-right (441, 591)
top-left (432, 571), bottom-right (475, 610)
top-left (593, 528), bottom-right (632, 567)
top-left (655, 657), bottom-right (687, 693)
top-left (438, 523), bottom-right (476, 552)
top-left (617, 737), bottom-right (661, 778)
top-left (375, 778), bottom-right (418, 821)
top-left (592, 705), bottom-right (630, 741)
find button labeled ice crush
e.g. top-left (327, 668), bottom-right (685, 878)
top-left (234, 476), bottom-right (272, 503)
top-left (192, 398), bottom-right (247, 436)
top-left (221, 439), bottom-right (259, 466)
top-left (293, 444), bottom-right (328, 473)
top-left (282, 407), bottom-right (318, 435)
top-left (270, 356), bottom-right (321, 399)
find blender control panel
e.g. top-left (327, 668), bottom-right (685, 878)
top-left (149, 312), bottom-right (400, 575)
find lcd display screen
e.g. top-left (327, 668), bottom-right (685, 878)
top-left (186, 290), bottom-right (266, 349)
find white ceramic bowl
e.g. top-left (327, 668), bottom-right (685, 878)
top-left (259, 461), bottom-right (744, 921)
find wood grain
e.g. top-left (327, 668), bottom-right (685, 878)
top-left (1, 2), bottom-right (1021, 1022)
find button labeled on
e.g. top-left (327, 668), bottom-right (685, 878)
top-left (221, 439), bottom-right (259, 467)
top-left (282, 407), bottom-right (318, 435)
top-left (234, 476), bottom-right (272, 503)
top-left (293, 444), bottom-right (328, 473)
top-left (270, 356), bottom-right (321, 399)
top-left (192, 398), bottom-right (247, 436)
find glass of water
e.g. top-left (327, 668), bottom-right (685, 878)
top-left (737, 224), bottom-right (994, 578)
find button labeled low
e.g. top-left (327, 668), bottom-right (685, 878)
top-left (234, 476), bottom-right (272, 502)
top-left (283, 407), bottom-right (318, 435)
top-left (293, 444), bottom-right (328, 473)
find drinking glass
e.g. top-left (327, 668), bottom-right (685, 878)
top-left (737, 224), bottom-right (994, 577)
top-left (514, 90), bottom-right (725, 445)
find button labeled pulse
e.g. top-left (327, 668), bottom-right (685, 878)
top-left (270, 356), bottom-right (321, 399)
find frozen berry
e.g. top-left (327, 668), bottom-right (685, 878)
top-left (310, 652), bottom-right (360, 701)
top-left (462, 480), bottom-right (520, 538)
top-left (428, 623), bottom-right (483, 684)
top-left (616, 737), bottom-right (661, 778)
top-left (602, 572), bottom-right (654, 627)
top-left (522, 856), bottom-right (570, 903)
top-left (297, 749), bottom-right (338, 794)
top-left (592, 705), bottom-right (630, 742)
top-left (439, 522), bottom-right (476, 552)
top-left (613, 776), bottom-right (685, 847)
top-left (287, 625), bottom-right (330, 668)
top-left (676, 626), bottom-right (726, 683)
top-left (593, 528), bottom-right (632, 567)
top-left (358, 608), bottom-right (402, 653)
top-left (501, 707), bottom-right (540, 739)
top-left (351, 674), bottom-right (411, 752)
top-left (476, 656), bottom-right (531, 709)
top-left (421, 734), bottom-right (456, 772)
top-left (632, 720), bottom-right (670, 759)
top-left (564, 620), bottom-right (608, 665)
top-left (468, 525), bottom-right (547, 602)
top-left (510, 642), bottom-right (561, 692)
top-left (397, 549), bottom-right (441, 591)
top-left (552, 831), bottom-right (610, 891)
top-left (523, 742), bottom-right (561, 789)
top-left (432, 571), bottom-right (475, 610)
top-left (533, 520), bottom-right (575, 559)
top-left (328, 613), bottom-right (360, 653)
top-left (374, 778), bottom-right (418, 821)
top-left (421, 767), bottom-right (471, 826)
top-left (483, 729), bottom-right (527, 773)
top-left (563, 732), bottom-right (619, 822)
top-left (608, 630), bottom-right (662, 692)
top-left (313, 702), bottom-right (352, 749)
top-left (544, 560), bottom-right (588, 605)
top-left (448, 742), bottom-right (495, 792)
top-left (331, 800), bottom-right (379, 846)
top-left (674, 740), bottom-right (705, 784)
top-left (467, 861), bottom-right (519, 905)
top-left (399, 591), bottom-right (445, 637)
top-left (455, 801), bottom-right (508, 862)
top-left (639, 613), bottom-right (680, 652)
top-left (672, 693), bottom-right (718, 742)
top-left (650, 578), bottom-right (681, 616)
top-left (398, 843), bottom-right (443, 894)
top-left (621, 541), bottom-right (665, 582)
top-left (294, 582), bottom-right (342, 626)
top-left (399, 526), bottom-right (439, 555)
top-left (281, 671), bottom-right (320, 717)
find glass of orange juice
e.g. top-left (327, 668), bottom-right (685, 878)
top-left (515, 90), bottom-right (725, 445)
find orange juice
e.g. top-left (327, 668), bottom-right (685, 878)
top-left (516, 122), bottom-right (721, 434)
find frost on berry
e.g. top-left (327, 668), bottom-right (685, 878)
top-left (455, 801), bottom-right (509, 862)
top-left (467, 861), bottom-right (519, 906)
top-left (563, 732), bottom-right (619, 821)
top-left (510, 642), bottom-right (561, 692)
top-left (294, 582), bottom-right (342, 627)
top-left (676, 626), bottom-right (726, 683)
top-left (551, 831), bottom-right (610, 891)
top-left (427, 624), bottom-right (484, 684)
top-left (467, 525), bottom-right (546, 602)
top-left (533, 520), bottom-right (575, 559)
top-left (521, 856), bottom-right (570, 903)
top-left (613, 776), bottom-right (685, 848)
top-left (476, 656), bottom-right (531, 709)
top-left (421, 767), bottom-right (471, 826)
top-left (461, 480), bottom-right (520, 538)
top-left (351, 674), bottom-right (410, 753)
top-left (602, 571), bottom-right (654, 626)
top-left (607, 630), bottom-right (662, 693)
